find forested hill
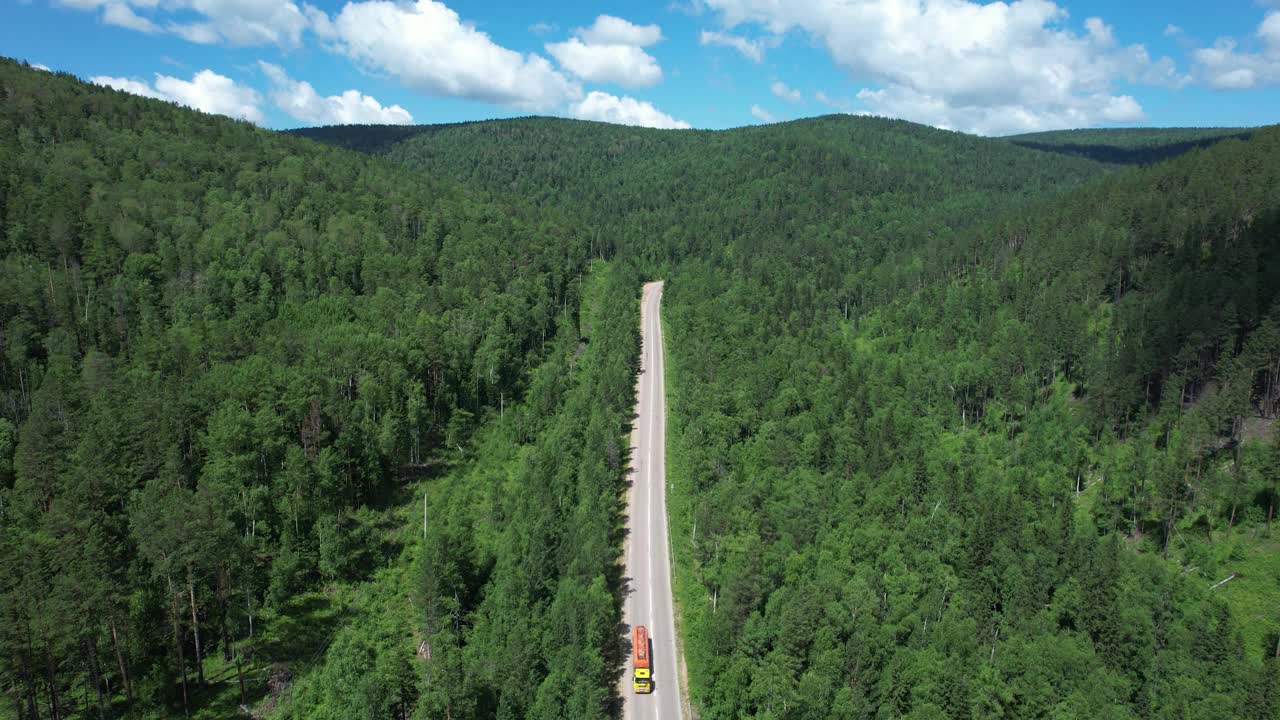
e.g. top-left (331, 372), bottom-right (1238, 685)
top-left (327, 114), bottom-right (1280, 719)
top-left (288, 122), bottom-right (473, 156)
top-left (0, 57), bottom-right (640, 719)
top-left (660, 128), bottom-right (1280, 719)
top-left (298, 115), bottom-right (1113, 266)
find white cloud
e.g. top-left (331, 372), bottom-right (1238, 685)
top-left (770, 81), bottom-right (801, 103)
top-left (169, 0), bottom-right (310, 47)
top-left (1262, 12), bottom-right (1280, 46)
top-left (154, 71), bottom-right (262, 122)
top-left (702, 0), bottom-right (1186, 134)
top-left (321, 0), bottom-right (580, 111)
top-left (1192, 11), bottom-right (1280, 89)
top-left (750, 104), bottom-right (776, 122)
top-left (92, 75), bottom-right (164, 99)
top-left (259, 62), bottom-right (413, 125)
top-left (32, 64), bottom-right (52, 72)
top-left (1164, 24), bottom-right (1183, 37)
top-left (92, 69), bottom-right (264, 123)
top-left (545, 14), bottom-right (664, 88)
top-left (538, 16), bottom-right (678, 126)
top-left (569, 91), bottom-right (690, 129)
top-left (546, 38), bottom-right (663, 87)
top-left (1193, 40), bottom-right (1274, 89)
top-left (577, 15), bottom-right (662, 46)
top-left (699, 30), bottom-right (765, 62)
top-left (1208, 65), bottom-right (1258, 89)
top-left (529, 21), bottom-right (557, 35)
top-left (56, 0), bottom-right (313, 47)
top-left (305, 3), bottom-right (334, 39)
top-left (1083, 16), bottom-right (1114, 46)
top-left (856, 84), bottom-right (1142, 135)
top-left (102, 2), bottom-right (159, 33)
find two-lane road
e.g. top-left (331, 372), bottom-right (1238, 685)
top-left (622, 281), bottom-right (684, 720)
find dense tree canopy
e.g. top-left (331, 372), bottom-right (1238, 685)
top-left (0, 58), bottom-right (627, 718)
top-left (3, 56), bottom-right (1278, 720)
top-left (360, 116), bottom-right (1280, 719)
top-left (657, 130), bottom-right (1280, 719)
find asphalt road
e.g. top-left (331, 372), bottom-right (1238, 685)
top-left (622, 281), bottom-right (684, 720)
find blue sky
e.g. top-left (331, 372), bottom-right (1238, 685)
top-left (3, 0), bottom-right (1279, 135)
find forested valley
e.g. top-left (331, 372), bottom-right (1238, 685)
top-left (3, 56), bottom-right (1279, 719)
top-left (315, 116), bottom-right (1280, 719)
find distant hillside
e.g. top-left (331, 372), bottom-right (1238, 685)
top-left (288, 121), bottom-right (474, 155)
top-left (1008, 126), bottom-right (1255, 165)
top-left (366, 115), bottom-right (1115, 276)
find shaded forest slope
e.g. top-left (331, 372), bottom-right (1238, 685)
top-left (1008, 126), bottom-right (1253, 165)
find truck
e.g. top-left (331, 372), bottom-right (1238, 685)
top-left (632, 625), bottom-right (653, 693)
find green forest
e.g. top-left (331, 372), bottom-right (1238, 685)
top-left (0, 59), bottom-right (637, 719)
top-left (345, 114), bottom-right (1280, 719)
top-left (4, 57), bottom-right (1280, 719)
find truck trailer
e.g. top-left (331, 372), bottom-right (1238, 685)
top-left (632, 625), bottom-right (653, 693)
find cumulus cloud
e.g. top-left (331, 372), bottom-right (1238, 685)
top-left (699, 30), bottom-right (765, 62)
top-left (546, 15), bottom-right (664, 88)
top-left (546, 38), bottom-right (663, 87)
top-left (1263, 12), bottom-right (1280, 46)
top-left (56, 0), bottom-right (313, 47)
top-left (702, 0), bottom-right (1186, 134)
top-left (102, 2), bottom-right (160, 33)
top-left (93, 75), bottom-right (164, 99)
top-left (1083, 16), bottom-right (1114, 46)
top-left (540, 16), bottom-right (680, 125)
top-left (320, 0), bottom-right (580, 111)
top-left (856, 84), bottom-right (1142, 136)
top-left (569, 91), bottom-right (691, 129)
top-left (577, 15), bottom-right (662, 46)
top-left (92, 69), bottom-right (263, 123)
top-left (1192, 11), bottom-right (1280, 89)
top-left (32, 64), bottom-right (52, 72)
top-left (750, 104), bottom-right (776, 122)
top-left (259, 62), bottom-right (413, 125)
top-left (770, 81), bottom-right (801, 103)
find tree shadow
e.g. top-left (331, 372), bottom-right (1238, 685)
top-left (1011, 132), bottom-right (1253, 166)
top-left (255, 593), bottom-right (352, 665)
